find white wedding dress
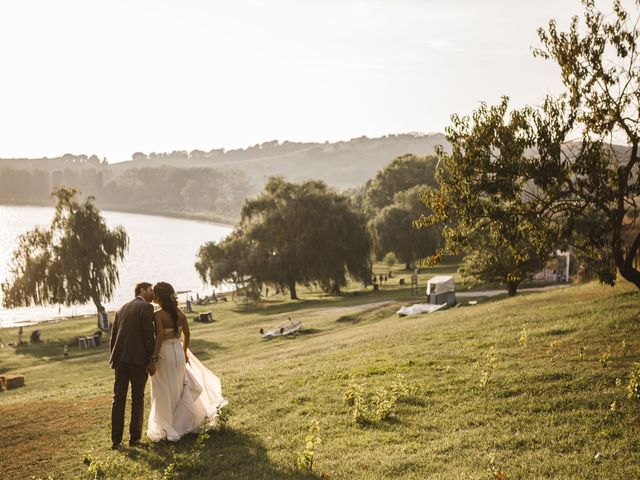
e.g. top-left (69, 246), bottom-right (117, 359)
top-left (147, 327), bottom-right (228, 442)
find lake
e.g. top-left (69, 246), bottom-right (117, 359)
top-left (0, 205), bottom-right (233, 328)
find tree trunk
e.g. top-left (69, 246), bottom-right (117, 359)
top-left (288, 280), bottom-right (298, 300)
top-left (331, 279), bottom-right (341, 295)
top-left (507, 280), bottom-right (519, 297)
top-left (615, 231), bottom-right (640, 289)
top-left (405, 261), bottom-right (411, 270)
top-left (91, 294), bottom-right (105, 313)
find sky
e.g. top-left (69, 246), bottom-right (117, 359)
top-left (0, 1), bottom-right (610, 162)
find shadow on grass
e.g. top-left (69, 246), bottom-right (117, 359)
top-left (260, 329), bottom-right (322, 342)
top-left (10, 335), bottom-right (223, 365)
top-left (297, 328), bottom-right (322, 336)
top-left (188, 339), bottom-right (225, 362)
top-left (232, 290), bottom-right (402, 318)
top-left (128, 429), bottom-right (322, 480)
top-left (337, 315), bottom-right (360, 324)
top-left (10, 340), bottom-right (110, 360)
top-left (236, 298), bottom-right (349, 317)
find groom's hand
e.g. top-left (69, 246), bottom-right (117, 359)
top-left (147, 361), bottom-right (157, 376)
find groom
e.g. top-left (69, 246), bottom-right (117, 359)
top-left (109, 282), bottom-right (157, 450)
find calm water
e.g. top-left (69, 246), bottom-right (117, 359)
top-left (0, 205), bottom-right (232, 328)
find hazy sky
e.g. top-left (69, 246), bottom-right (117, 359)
top-left (0, 1), bottom-right (606, 162)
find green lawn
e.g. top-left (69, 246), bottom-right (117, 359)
top-left (1, 267), bottom-right (639, 479)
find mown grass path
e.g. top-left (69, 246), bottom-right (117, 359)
top-left (1, 275), bottom-right (639, 479)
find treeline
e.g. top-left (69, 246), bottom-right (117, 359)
top-left (98, 166), bottom-right (253, 222)
top-left (0, 168), bottom-right (53, 203)
top-left (0, 160), bottom-right (255, 223)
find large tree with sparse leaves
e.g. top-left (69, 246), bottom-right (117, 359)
top-left (421, 0), bottom-right (640, 293)
top-left (1, 188), bottom-right (129, 313)
top-left (529, 0), bottom-right (640, 289)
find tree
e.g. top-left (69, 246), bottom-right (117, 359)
top-left (372, 186), bottom-right (442, 270)
top-left (419, 99), bottom-right (559, 295)
top-left (131, 152), bottom-right (147, 162)
top-left (195, 177), bottom-right (372, 300)
top-left (529, 0), bottom-right (640, 289)
top-left (364, 154), bottom-right (439, 215)
top-left (383, 252), bottom-right (397, 275)
top-left (1, 188), bottom-right (129, 313)
top-left (195, 229), bottom-right (265, 303)
top-left (459, 231), bottom-right (548, 296)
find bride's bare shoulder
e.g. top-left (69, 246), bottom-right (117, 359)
top-left (154, 309), bottom-right (170, 326)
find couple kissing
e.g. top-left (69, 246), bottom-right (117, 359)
top-left (109, 281), bottom-right (227, 449)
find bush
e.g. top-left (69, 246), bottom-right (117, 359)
top-left (296, 420), bottom-right (322, 471)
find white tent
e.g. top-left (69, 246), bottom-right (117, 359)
top-left (426, 275), bottom-right (456, 307)
top-left (426, 276), bottom-right (455, 295)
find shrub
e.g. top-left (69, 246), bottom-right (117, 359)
top-left (479, 347), bottom-right (497, 388)
top-left (518, 326), bottom-right (528, 348)
top-left (215, 405), bottom-right (231, 432)
top-left (371, 386), bottom-right (398, 421)
top-left (297, 420), bottom-right (322, 471)
top-left (599, 347), bottom-right (612, 368)
top-left (627, 362), bottom-right (640, 401)
top-left (343, 376), bottom-right (365, 406)
top-left (344, 374), bottom-right (419, 425)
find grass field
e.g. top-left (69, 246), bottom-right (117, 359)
top-left (1, 265), bottom-right (639, 479)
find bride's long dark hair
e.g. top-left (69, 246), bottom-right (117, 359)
top-left (154, 282), bottom-right (179, 335)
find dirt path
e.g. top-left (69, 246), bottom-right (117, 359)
top-left (300, 300), bottom-right (394, 318)
top-left (456, 284), bottom-right (570, 298)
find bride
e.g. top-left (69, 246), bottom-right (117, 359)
top-left (147, 281), bottom-right (227, 442)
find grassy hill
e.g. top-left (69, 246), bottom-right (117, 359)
top-left (1, 268), bottom-right (639, 479)
top-left (110, 133), bottom-right (448, 190)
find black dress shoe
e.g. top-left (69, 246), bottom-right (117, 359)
top-left (129, 439), bottom-right (143, 447)
top-left (111, 443), bottom-right (121, 450)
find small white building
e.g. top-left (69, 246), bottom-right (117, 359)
top-left (533, 250), bottom-right (571, 283)
top-left (426, 275), bottom-right (456, 307)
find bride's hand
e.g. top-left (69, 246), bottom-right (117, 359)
top-left (185, 351), bottom-right (190, 364)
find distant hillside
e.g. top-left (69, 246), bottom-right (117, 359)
top-left (111, 133), bottom-right (449, 189)
top-left (0, 133), bottom-right (448, 222)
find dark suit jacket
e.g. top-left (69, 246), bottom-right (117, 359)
top-left (109, 297), bottom-right (155, 367)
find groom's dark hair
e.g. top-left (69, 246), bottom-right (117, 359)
top-left (135, 282), bottom-right (152, 296)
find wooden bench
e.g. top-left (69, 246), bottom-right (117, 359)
top-left (78, 335), bottom-right (97, 350)
top-left (0, 374), bottom-right (25, 390)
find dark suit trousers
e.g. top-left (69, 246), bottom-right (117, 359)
top-left (111, 362), bottom-right (148, 444)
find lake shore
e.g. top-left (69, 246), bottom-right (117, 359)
top-left (0, 200), bottom-right (237, 229)
top-left (0, 205), bottom-right (235, 328)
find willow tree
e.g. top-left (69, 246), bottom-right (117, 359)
top-left (1, 188), bottom-right (129, 313)
top-left (196, 177), bottom-right (372, 300)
